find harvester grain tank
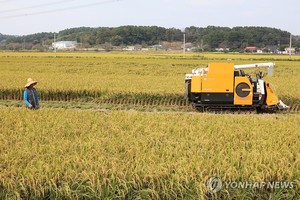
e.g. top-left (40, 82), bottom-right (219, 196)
top-left (185, 63), bottom-right (288, 111)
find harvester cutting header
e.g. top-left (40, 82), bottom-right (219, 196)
top-left (185, 62), bottom-right (288, 111)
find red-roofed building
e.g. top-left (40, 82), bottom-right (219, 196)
top-left (245, 46), bottom-right (258, 52)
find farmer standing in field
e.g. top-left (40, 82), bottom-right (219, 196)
top-left (24, 78), bottom-right (39, 109)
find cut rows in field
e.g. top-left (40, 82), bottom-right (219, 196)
top-left (0, 89), bottom-right (299, 112)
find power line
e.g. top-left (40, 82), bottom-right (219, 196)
top-left (0, 0), bottom-right (121, 19)
top-left (0, 0), bottom-right (18, 3)
top-left (0, 0), bottom-right (77, 14)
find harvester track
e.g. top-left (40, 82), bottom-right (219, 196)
top-left (0, 88), bottom-right (299, 113)
top-left (92, 99), bottom-right (299, 113)
top-left (79, 98), bottom-right (298, 113)
top-left (0, 99), bottom-right (299, 114)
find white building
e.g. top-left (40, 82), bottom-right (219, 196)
top-left (215, 48), bottom-right (230, 52)
top-left (284, 48), bottom-right (296, 55)
top-left (52, 41), bottom-right (77, 50)
top-left (122, 46), bottom-right (135, 51)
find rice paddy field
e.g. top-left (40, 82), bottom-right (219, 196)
top-left (0, 52), bottom-right (299, 199)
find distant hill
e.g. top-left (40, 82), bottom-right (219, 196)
top-left (1, 26), bottom-right (299, 51)
top-left (0, 33), bottom-right (14, 43)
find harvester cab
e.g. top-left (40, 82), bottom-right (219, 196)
top-left (185, 62), bottom-right (289, 111)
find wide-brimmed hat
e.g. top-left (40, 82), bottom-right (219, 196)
top-left (24, 78), bottom-right (38, 88)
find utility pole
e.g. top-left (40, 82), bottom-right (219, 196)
top-left (54, 33), bottom-right (57, 57)
top-left (289, 34), bottom-right (292, 59)
top-left (23, 38), bottom-right (25, 51)
top-left (183, 32), bottom-right (186, 54)
top-left (200, 39), bottom-right (203, 52)
top-left (182, 28), bottom-right (186, 54)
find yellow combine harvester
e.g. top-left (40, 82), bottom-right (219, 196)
top-left (185, 63), bottom-right (288, 111)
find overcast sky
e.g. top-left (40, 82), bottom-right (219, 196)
top-left (0, 0), bottom-right (299, 36)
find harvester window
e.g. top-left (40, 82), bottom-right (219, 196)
top-left (234, 71), bottom-right (240, 77)
top-left (240, 70), bottom-right (246, 77)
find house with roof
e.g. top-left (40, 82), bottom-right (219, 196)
top-left (284, 47), bottom-right (296, 55)
top-left (244, 46), bottom-right (258, 52)
top-left (52, 41), bottom-right (77, 50)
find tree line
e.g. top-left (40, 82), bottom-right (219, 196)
top-left (1, 26), bottom-right (299, 51)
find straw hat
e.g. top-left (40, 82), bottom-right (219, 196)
top-left (24, 78), bottom-right (38, 88)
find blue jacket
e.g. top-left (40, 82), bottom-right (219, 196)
top-left (24, 88), bottom-right (39, 108)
